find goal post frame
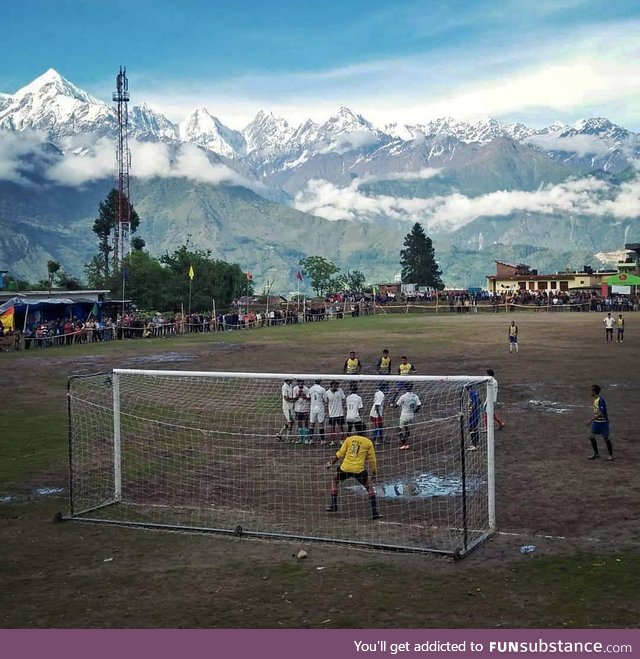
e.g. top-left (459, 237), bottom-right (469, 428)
top-left (113, 368), bottom-right (491, 384)
top-left (68, 369), bottom-right (497, 557)
top-left (113, 372), bottom-right (122, 503)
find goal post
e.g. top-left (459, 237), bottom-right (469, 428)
top-left (67, 369), bottom-right (496, 557)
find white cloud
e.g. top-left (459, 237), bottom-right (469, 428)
top-left (359, 168), bottom-right (442, 184)
top-left (0, 132), bottom-right (245, 187)
top-left (130, 141), bottom-right (240, 185)
top-left (47, 136), bottom-right (114, 185)
top-left (0, 130), bottom-right (49, 183)
top-left (293, 174), bottom-right (640, 232)
top-left (597, 178), bottom-right (640, 218)
top-left (136, 21), bottom-right (640, 132)
top-left (524, 133), bottom-right (613, 157)
top-left (327, 130), bottom-right (380, 154)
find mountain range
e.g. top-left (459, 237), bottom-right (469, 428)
top-left (1, 68), bottom-right (639, 291)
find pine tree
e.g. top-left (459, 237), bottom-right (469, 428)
top-left (399, 222), bottom-right (443, 290)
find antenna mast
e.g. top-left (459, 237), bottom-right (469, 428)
top-left (113, 66), bottom-right (131, 268)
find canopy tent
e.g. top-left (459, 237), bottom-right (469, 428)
top-left (0, 297), bottom-right (102, 331)
top-left (603, 273), bottom-right (640, 286)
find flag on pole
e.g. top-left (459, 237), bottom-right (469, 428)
top-left (246, 272), bottom-right (252, 281)
top-left (91, 302), bottom-right (99, 318)
top-left (0, 305), bottom-right (14, 331)
top-left (296, 270), bottom-right (303, 281)
top-left (188, 265), bottom-right (195, 280)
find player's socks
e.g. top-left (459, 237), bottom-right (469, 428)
top-left (605, 440), bottom-right (613, 458)
top-left (370, 495), bottom-right (380, 519)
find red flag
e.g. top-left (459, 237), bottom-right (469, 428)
top-left (296, 271), bottom-right (303, 281)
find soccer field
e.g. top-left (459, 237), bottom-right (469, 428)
top-left (1, 312), bottom-right (639, 628)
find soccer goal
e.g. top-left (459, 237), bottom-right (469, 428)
top-left (66, 369), bottom-right (496, 557)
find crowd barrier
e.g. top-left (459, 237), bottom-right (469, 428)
top-left (2, 299), bottom-right (635, 352)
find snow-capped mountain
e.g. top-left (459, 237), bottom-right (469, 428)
top-left (129, 103), bottom-right (178, 141)
top-left (290, 106), bottom-right (383, 154)
top-left (523, 117), bottom-right (640, 171)
top-left (242, 110), bottom-right (294, 155)
top-left (1, 68), bottom-right (639, 189)
top-left (0, 68), bottom-right (177, 142)
top-left (0, 68), bottom-right (112, 136)
top-left (179, 108), bottom-right (245, 158)
top-left (383, 116), bottom-right (537, 145)
top-left (2, 69), bottom-right (640, 291)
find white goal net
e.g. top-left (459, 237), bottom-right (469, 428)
top-left (67, 369), bottom-right (496, 557)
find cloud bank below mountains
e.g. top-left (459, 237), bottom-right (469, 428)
top-left (0, 131), bottom-right (244, 187)
top-left (1, 130), bottom-right (638, 235)
top-left (293, 172), bottom-right (640, 232)
top-left (524, 133), bottom-right (619, 157)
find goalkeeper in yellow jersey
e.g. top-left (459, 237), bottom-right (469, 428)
top-left (325, 430), bottom-right (380, 519)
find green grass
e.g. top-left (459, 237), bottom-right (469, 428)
top-left (0, 409), bottom-right (68, 489)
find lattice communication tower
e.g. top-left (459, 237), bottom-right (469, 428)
top-left (112, 66), bottom-right (131, 267)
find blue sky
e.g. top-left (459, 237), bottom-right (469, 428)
top-left (2, 0), bottom-right (640, 129)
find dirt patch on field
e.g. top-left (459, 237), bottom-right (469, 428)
top-left (1, 313), bottom-right (639, 627)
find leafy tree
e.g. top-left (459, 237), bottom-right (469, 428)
top-left (298, 256), bottom-right (341, 297)
top-left (46, 260), bottom-right (61, 293)
top-left (340, 269), bottom-right (367, 293)
top-left (57, 272), bottom-right (84, 290)
top-left (131, 236), bottom-right (146, 251)
top-left (400, 223), bottom-right (443, 290)
top-left (84, 255), bottom-right (108, 289)
top-left (108, 251), bottom-right (172, 311)
top-left (159, 245), bottom-right (249, 312)
top-left (92, 189), bottom-right (141, 280)
top-left (5, 276), bottom-right (30, 292)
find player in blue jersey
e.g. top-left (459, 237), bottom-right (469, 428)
top-left (587, 384), bottom-right (613, 460)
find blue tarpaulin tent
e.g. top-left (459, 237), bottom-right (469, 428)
top-left (0, 297), bottom-right (102, 330)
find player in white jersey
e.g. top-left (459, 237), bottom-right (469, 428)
top-left (277, 378), bottom-right (295, 442)
top-left (394, 382), bottom-right (422, 450)
top-left (345, 382), bottom-right (364, 433)
top-left (308, 379), bottom-right (329, 444)
top-left (292, 379), bottom-right (311, 444)
top-left (369, 381), bottom-right (388, 445)
top-left (326, 381), bottom-right (346, 446)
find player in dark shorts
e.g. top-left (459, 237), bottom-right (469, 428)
top-left (325, 430), bottom-right (380, 519)
top-left (587, 384), bottom-right (613, 460)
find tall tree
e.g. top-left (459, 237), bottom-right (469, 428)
top-left (46, 260), bottom-right (61, 294)
top-left (159, 245), bottom-right (248, 312)
top-left (340, 269), bottom-right (367, 293)
top-left (298, 256), bottom-right (341, 297)
top-left (400, 223), bottom-right (444, 290)
top-left (56, 272), bottom-right (84, 290)
top-left (92, 189), bottom-right (141, 280)
top-left (84, 255), bottom-right (108, 289)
